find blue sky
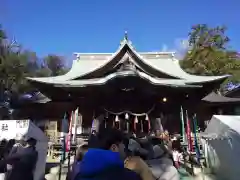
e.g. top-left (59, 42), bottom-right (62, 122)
top-left (1, 0), bottom-right (240, 61)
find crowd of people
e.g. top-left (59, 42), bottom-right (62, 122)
top-left (0, 137), bottom-right (38, 180)
top-left (0, 127), bottom-right (183, 180)
top-left (68, 127), bottom-right (183, 180)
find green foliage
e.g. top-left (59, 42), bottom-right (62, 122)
top-left (44, 55), bottom-right (66, 76)
top-left (0, 25), bottom-right (69, 96)
top-left (188, 24), bottom-right (230, 50)
top-left (180, 24), bottom-right (240, 90)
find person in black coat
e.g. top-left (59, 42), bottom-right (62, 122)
top-left (75, 127), bottom-right (142, 180)
top-left (4, 137), bottom-right (38, 180)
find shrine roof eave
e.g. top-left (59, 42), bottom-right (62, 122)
top-left (27, 69), bottom-right (228, 88)
top-left (145, 58), bottom-right (230, 83)
top-left (26, 73), bottom-right (229, 86)
top-left (27, 71), bottom-right (203, 88)
top-left (26, 40), bottom-right (230, 84)
top-left (202, 92), bottom-right (240, 103)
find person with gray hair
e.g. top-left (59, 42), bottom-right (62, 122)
top-left (147, 145), bottom-right (179, 180)
top-left (127, 138), bottom-right (149, 159)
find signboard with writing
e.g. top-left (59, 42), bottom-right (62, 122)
top-left (0, 120), bottom-right (29, 140)
top-left (1, 123), bottom-right (8, 131)
top-left (16, 120), bottom-right (29, 129)
top-left (1, 119), bottom-right (49, 180)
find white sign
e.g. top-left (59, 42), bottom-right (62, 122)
top-left (0, 120), bottom-right (29, 140)
top-left (0, 120), bottom-right (49, 180)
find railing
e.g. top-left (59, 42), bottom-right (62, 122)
top-left (47, 135), bottom-right (88, 160)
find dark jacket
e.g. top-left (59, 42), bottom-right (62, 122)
top-left (5, 146), bottom-right (38, 180)
top-left (75, 149), bottom-right (142, 180)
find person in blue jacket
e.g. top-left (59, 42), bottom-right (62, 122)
top-left (75, 127), bottom-right (142, 180)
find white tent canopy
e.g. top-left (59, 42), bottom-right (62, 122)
top-left (0, 120), bottom-right (48, 180)
top-left (205, 115), bottom-right (240, 136)
top-left (202, 115), bottom-right (240, 180)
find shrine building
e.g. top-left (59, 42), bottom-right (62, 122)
top-left (25, 33), bottom-right (229, 134)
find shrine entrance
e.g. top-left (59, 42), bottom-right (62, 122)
top-left (74, 78), bottom-right (195, 135)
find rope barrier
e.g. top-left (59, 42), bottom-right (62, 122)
top-left (102, 104), bottom-right (155, 116)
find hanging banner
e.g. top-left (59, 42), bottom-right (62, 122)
top-left (186, 110), bottom-right (193, 152)
top-left (66, 111), bottom-right (73, 152)
top-left (72, 108), bottom-right (79, 143)
top-left (180, 106), bottom-right (187, 143)
top-left (61, 113), bottom-right (67, 161)
top-left (193, 114), bottom-right (201, 163)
